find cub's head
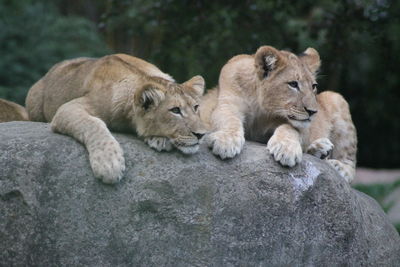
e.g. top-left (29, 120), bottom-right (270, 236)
top-left (134, 75), bottom-right (207, 154)
top-left (254, 45), bottom-right (321, 129)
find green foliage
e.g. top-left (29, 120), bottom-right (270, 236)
top-left (0, 0), bottom-right (109, 104)
top-left (354, 180), bottom-right (400, 206)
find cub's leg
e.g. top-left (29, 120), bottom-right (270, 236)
top-left (326, 159), bottom-right (355, 183)
top-left (267, 124), bottom-right (303, 167)
top-left (327, 93), bottom-right (357, 183)
top-left (315, 91), bottom-right (357, 183)
top-left (306, 138), bottom-right (334, 159)
top-left (206, 96), bottom-right (245, 159)
top-left (305, 101), bottom-right (334, 160)
top-left (51, 98), bottom-right (125, 184)
top-left (307, 136), bottom-right (354, 183)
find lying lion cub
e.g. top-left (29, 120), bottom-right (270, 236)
top-left (26, 54), bottom-right (206, 184)
top-left (0, 98), bottom-right (28, 122)
top-left (200, 46), bottom-right (357, 182)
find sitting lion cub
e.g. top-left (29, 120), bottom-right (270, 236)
top-left (26, 54), bottom-right (206, 184)
top-left (200, 46), bottom-right (357, 182)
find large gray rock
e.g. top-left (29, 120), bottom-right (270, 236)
top-left (1, 122), bottom-right (399, 266)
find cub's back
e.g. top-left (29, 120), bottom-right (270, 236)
top-left (26, 55), bottom-right (144, 122)
top-left (26, 57), bottom-right (96, 121)
top-left (26, 54), bottom-right (172, 122)
top-left (114, 54), bottom-right (174, 82)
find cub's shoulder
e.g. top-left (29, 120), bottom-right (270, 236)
top-left (317, 90), bottom-right (345, 101)
top-left (220, 54), bottom-right (255, 83)
top-left (227, 54), bottom-right (254, 64)
top-left (317, 91), bottom-right (350, 113)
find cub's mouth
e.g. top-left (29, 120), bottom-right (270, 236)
top-left (288, 115), bottom-right (311, 122)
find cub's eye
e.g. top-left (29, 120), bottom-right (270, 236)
top-left (288, 81), bottom-right (299, 89)
top-left (312, 83), bottom-right (318, 91)
top-left (194, 104), bottom-right (199, 112)
top-left (169, 107), bottom-right (181, 115)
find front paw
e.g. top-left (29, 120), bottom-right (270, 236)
top-left (206, 130), bottom-right (245, 159)
top-left (327, 159), bottom-right (354, 183)
top-left (307, 138), bottom-right (333, 159)
top-left (145, 137), bottom-right (173, 152)
top-left (89, 140), bottom-right (125, 184)
top-left (267, 135), bottom-right (302, 167)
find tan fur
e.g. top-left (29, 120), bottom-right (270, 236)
top-left (0, 98), bottom-right (28, 122)
top-left (26, 54), bottom-right (206, 184)
top-left (200, 46), bottom-right (357, 182)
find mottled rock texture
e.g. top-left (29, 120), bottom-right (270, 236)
top-left (1, 122), bottom-right (399, 266)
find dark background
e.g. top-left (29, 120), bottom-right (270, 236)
top-left (1, 0), bottom-right (399, 168)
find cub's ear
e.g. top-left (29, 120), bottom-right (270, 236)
top-left (254, 46), bottom-right (286, 80)
top-left (183, 75), bottom-right (205, 96)
top-left (299, 47), bottom-right (321, 74)
top-left (135, 83), bottom-right (165, 110)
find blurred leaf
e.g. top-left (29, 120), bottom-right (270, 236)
top-left (0, 1), bottom-right (109, 104)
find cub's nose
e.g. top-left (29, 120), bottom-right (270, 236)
top-left (305, 107), bottom-right (317, 117)
top-left (192, 132), bottom-right (205, 140)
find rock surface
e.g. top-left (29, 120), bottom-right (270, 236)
top-left (1, 122), bottom-right (399, 266)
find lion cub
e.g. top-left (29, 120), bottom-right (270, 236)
top-left (200, 46), bottom-right (357, 182)
top-left (0, 98), bottom-right (28, 122)
top-left (26, 54), bottom-right (206, 184)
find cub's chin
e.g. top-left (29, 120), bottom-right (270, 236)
top-left (170, 137), bottom-right (200, 154)
top-left (175, 144), bottom-right (199, 154)
top-left (288, 117), bottom-right (311, 129)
